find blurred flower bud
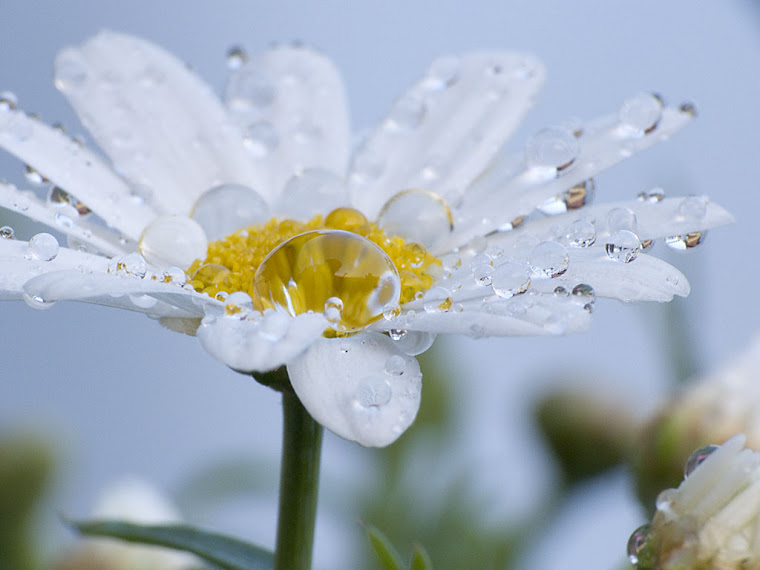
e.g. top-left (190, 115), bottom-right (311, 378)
top-left (634, 336), bottom-right (760, 509)
top-left (628, 434), bottom-right (760, 569)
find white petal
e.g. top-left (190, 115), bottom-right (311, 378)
top-left (0, 110), bottom-right (157, 240)
top-left (226, 47), bottom-right (350, 198)
top-left (452, 104), bottom-right (696, 247)
top-left (349, 53), bottom-right (545, 218)
top-left (288, 332), bottom-right (421, 447)
top-left (197, 310), bottom-right (328, 373)
top-left (56, 31), bottom-right (266, 213)
top-left (0, 181), bottom-right (129, 256)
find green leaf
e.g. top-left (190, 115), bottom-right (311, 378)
top-left (409, 543), bottom-right (433, 570)
top-left (365, 524), bottom-right (405, 570)
top-left (69, 519), bottom-right (273, 570)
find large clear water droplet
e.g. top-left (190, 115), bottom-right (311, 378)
top-left (139, 216), bottom-right (208, 269)
top-left (571, 283), bottom-right (595, 305)
top-left (253, 230), bottom-right (400, 332)
top-left (191, 183), bottom-right (269, 241)
top-left (684, 444), bottom-right (719, 477)
top-left (110, 252), bottom-right (147, 279)
top-left (528, 242), bottom-right (569, 278)
top-left (377, 189), bottom-right (453, 252)
top-left (605, 230), bottom-right (641, 263)
top-left (492, 260), bottom-right (530, 298)
top-left (279, 168), bottom-right (349, 220)
top-left (619, 92), bottom-right (662, 136)
top-left (566, 219), bottom-right (596, 248)
top-left (627, 523), bottom-right (651, 565)
top-left (391, 330), bottom-right (436, 356)
top-left (525, 127), bottom-right (579, 171)
top-left (26, 233), bottom-right (59, 261)
top-left (385, 354), bottom-right (406, 376)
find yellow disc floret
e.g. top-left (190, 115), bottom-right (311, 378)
top-left (187, 208), bottom-right (441, 330)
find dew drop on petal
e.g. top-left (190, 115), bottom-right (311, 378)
top-left (139, 216), bottom-right (208, 269)
top-left (422, 286), bottom-right (453, 313)
top-left (627, 523), bottom-right (651, 565)
top-left (637, 188), bottom-right (665, 203)
top-left (391, 330), bottom-right (436, 356)
top-left (130, 294), bottom-right (158, 309)
top-left (23, 292), bottom-right (56, 310)
top-left (566, 219), bottom-right (596, 248)
top-left (665, 231), bottom-right (706, 251)
top-left (191, 183), bottom-right (269, 241)
top-left (254, 230), bottom-right (400, 332)
top-left (242, 121), bottom-right (279, 158)
top-left (110, 252), bottom-right (148, 278)
top-left (472, 263), bottom-right (494, 286)
top-left (528, 242), bottom-right (569, 278)
top-left (24, 164), bottom-right (46, 185)
top-left (525, 127), bottom-right (579, 171)
top-left (192, 263), bottom-right (233, 295)
top-left (55, 50), bottom-right (88, 93)
top-left (422, 56), bottom-right (460, 90)
top-left (387, 94), bottom-right (426, 130)
top-left (324, 296), bottom-right (343, 324)
top-left (385, 354), bottom-right (406, 376)
top-left (571, 283), bottom-right (595, 305)
top-left (280, 168), bottom-right (349, 220)
top-left (607, 207), bottom-right (638, 232)
top-left (162, 266), bottom-right (187, 286)
top-left (684, 444), bottom-right (719, 477)
top-left (553, 286), bottom-right (569, 298)
top-left (377, 189), bottom-right (454, 252)
top-left (389, 328), bottom-right (407, 341)
top-left (382, 303), bottom-right (401, 320)
top-left (226, 46), bottom-right (248, 70)
top-left (492, 260), bottom-right (530, 299)
top-left (225, 65), bottom-right (275, 111)
top-left (0, 91), bottom-right (18, 112)
top-left (26, 233), bottom-right (59, 261)
top-left (225, 291), bottom-right (253, 315)
top-left (605, 230), bottom-right (640, 263)
top-left (619, 92), bottom-right (662, 135)
top-left (355, 376), bottom-right (393, 408)
top-left (0, 226), bottom-right (15, 239)
top-left (677, 196), bottom-right (708, 221)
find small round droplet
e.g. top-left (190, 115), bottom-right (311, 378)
top-left (385, 354), bottom-right (406, 376)
top-left (627, 524), bottom-right (651, 565)
top-left (422, 286), bottom-right (453, 313)
top-left (382, 303), bottom-right (401, 320)
top-left (48, 187), bottom-right (91, 216)
top-left (111, 252), bottom-right (148, 279)
top-left (226, 46), bottom-right (248, 70)
top-left (0, 91), bottom-right (18, 112)
top-left (492, 260), bottom-right (530, 299)
top-left (638, 188), bottom-right (665, 203)
top-left (324, 296), bottom-right (344, 324)
top-left (553, 286), bottom-right (569, 297)
top-left (377, 189), bottom-right (453, 252)
top-left (191, 184), bottom-right (269, 241)
top-left (55, 50), bottom-right (88, 92)
top-left (607, 207), bottom-right (638, 232)
top-left (162, 266), bottom-right (187, 286)
top-left (24, 164), bottom-right (46, 185)
top-left (566, 219), bottom-right (596, 248)
top-left (356, 376), bottom-right (392, 408)
top-left (528, 242), bottom-right (569, 278)
top-left (605, 230), bottom-right (641, 263)
top-left (192, 263), bottom-right (233, 296)
top-left (389, 328), bottom-right (407, 341)
top-left (571, 283), bottom-right (595, 304)
top-left (225, 65), bottom-right (275, 111)
top-left (23, 292), bottom-right (56, 311)
top-left (26, 233), bottom-right (59, 261)
top-left (472, 263), bottom-right (494, 286)
top-left (387, 94), bottom-right (426, 130)
top-left (242, 121), bottom-right (279, 158)
top-left (279, 169), bottom-right (349, 220)
top-left (525, 127), bottom-right (579, 171)
top-left (423, 57), bottom-right (460, 90)
top-left (677, 196), bottom-right (707, 221)
top-left (684, 444), bottom-right (719, 477)
top-left (0, 226), bottom-right (15, 239)
top-left (139, 216), bottom-right (208, 269)
top-left (619, 92), bottom-right (662, 135)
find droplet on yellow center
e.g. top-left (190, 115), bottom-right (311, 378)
top-left (253, 229), bottom-right (401, 331)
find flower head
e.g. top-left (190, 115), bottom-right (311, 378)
top-left (0, 32), bottom-right (731, 446)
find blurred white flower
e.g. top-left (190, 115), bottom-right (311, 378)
top-left (629, 435), bottom-right (760, 569)
top-left (0, 32), bottom-right (731, 447)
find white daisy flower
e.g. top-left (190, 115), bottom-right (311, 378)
top-left (0, 32), bottom-right (731, 447)
top-left (629, 434), bottom-right (760, 570)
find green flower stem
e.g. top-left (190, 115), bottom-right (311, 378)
top-left (274, 388), bottom-right (324, 570)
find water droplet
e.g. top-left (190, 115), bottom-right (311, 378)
top-left (607, 207), bottom-right (638, 232)
top-left (605, 230), bottom-right (640, 263)
top-left (254, 230), bottom-right (400, 332)
top-left (139, 216), bottom-right (208, 269)
top-left (0, 91), bottom-right (18, 112)
top-left (441, 254), bottom-right (461, 273)
top-left (655, 488), bottom-right (678, 518)
top-left (684, 444), bottom-right (719, 477)
top-left (0, 226), bottom-right (14, 239)
top-left (242, 121), bottom-right (279, 157)
top-left (356, 376), bottom-right (392, 408)
top-left (110, 252), bottom-right (148, 278)
top-left (387, 94), bottom-right (426, 130)
top-left (528, 242), bottom-right (569, 278)
top-left (571, 283), bottom-right (595, 304)
top-left (350, 146), bottom-right (386, 186)
top-left (23, 292), bottom-right (56, 310)
top-left (162, 266), bottom-right (187, 286)
top-left (130, 293), bottom-right (158, 309)
top-left (553, 286), bottom-right (569, 297)
top-left (389, 329), bottom-right (407, 341)
top-left (472, 263), bottom-right (495, 286)
top-left (637, 188), bottom-right (665, 203)
top-left (55, 50), bottom-right (88, 92)
top-left (619, 92), bottom-right (662, 135)
top-left (376, 189), bottom-right (453, 252)
top-left (382, 303), bottom-right (401, 320)
top-left (280, 168), bottom-right (349, 220)
top-left (538, 180), bottom-right (595, 215)
top-left (391, 330), bottom-right (436, 355)
top-left (665, 231), bottom-right (705, 251)
top-left (422, 286), bottom-right (453, 313)
top-left (48, 186), bottom-right (91, 216)
top-left (192, 263), bottom-right (232, 295)
top-left (226, 46), bottom-right (248, 70)
top-left (225, 65), bottom-right (275, 111)
top-left (24, 164), bottom-right (46, 185)
top-left (566, 219), bottom-right (596, 248)
top-left (492, 260), bottom-right (530, 299)
top-left (12, 193), bottom-right (31, 212)
top-left (324, 296), bottom-right (344, 324)
top-left (191, 183), bottom-right (269, 241)
top-left (525, 127), bottom-right (579, 171)
top-left (422, 57), bottom-right (459, 90)
top-left (385, 355), bottom-right (406, 376)
top-left (26, 233), bottom-right (59, 261)
top-left (627, 523), bottom-right (651, 565)
top-left (679, 101), bottom-right (697, 117)
top-left (677, 196), bottom-right (707, 221)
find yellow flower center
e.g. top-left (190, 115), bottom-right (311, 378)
top-left (187, 207), bottom-right (440, 331)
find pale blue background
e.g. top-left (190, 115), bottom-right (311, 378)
top-left (1, 2), bottom-right (758, 568)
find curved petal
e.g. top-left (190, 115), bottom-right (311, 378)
top-left (197, 310), bottom-right (327, 373)
top-left (55, 31), bottom-right (267, 213)
top-left (225, 47), bottom-right (350, 200)
top-left (349, 52), bottom-right (545, 218)
top-left (288, 332), bottom-right (421, 447)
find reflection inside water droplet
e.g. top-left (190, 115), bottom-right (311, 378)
top-left (684, 443), bottom-right (719, 477)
